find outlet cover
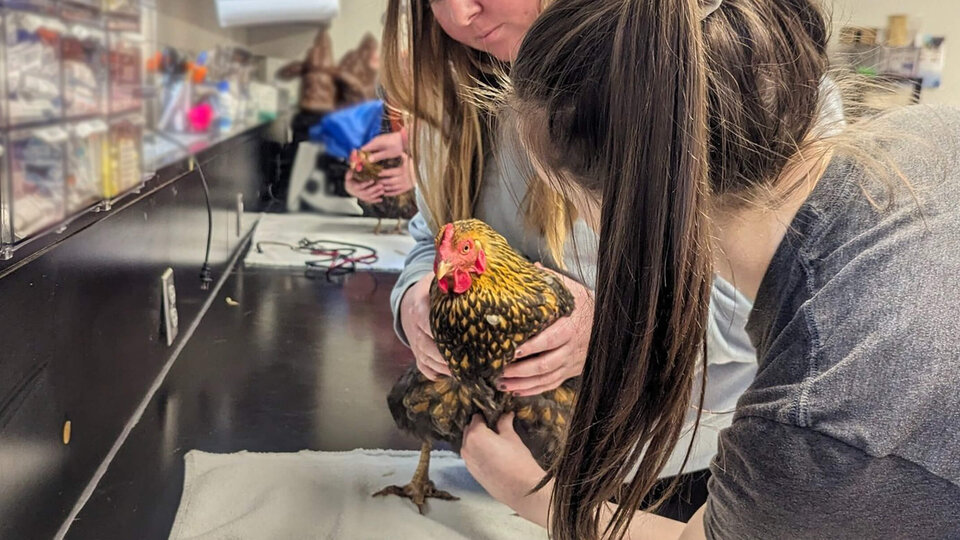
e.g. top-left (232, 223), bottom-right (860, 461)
top-left (161, 268), bottom-right (179, 346)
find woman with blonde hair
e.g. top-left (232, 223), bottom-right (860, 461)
top-left (379, 0), bottom-right (774, 520)
top-left (459, 0), bottom-right (960, 538)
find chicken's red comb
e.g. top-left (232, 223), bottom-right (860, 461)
top-left (440, 223), bottom-right (455, 248)
top-left (349, 150), bottom-right (362, 171)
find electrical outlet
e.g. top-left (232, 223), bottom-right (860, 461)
top-left (235, 193), bottom-right (244, 237)
top-left (161, 268), bottom-right (179, 346)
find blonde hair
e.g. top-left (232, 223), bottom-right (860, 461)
top-left (381, 0), bottom-right (575, 266)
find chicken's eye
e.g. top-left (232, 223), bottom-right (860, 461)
top-left (461, 243), bottom-right (470, 254)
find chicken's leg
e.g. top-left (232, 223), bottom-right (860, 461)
top-left (373, 441), bottom-right (459, 514)
top-left (392, 219), bottom-right (403, 234)
top-left (373, 218), bottom-right (383, 235)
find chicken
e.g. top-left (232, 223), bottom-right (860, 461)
top-left (374, 219), bottom-right (577, 513)
top-left (349, 149), bottom-right (418, 234)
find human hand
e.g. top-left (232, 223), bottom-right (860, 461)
top-left (400, 273), bottom-right (451, 380)
top-left (461, 413), bottom-right (551, 525)
top-left (378, 154), bottom-right (415, 197)
top-left (361, 131), bottom-right (405, 163)
top-left (499, 267), bottom-right (593, 397)
top-left (344, 168), bottom-right (385, 204)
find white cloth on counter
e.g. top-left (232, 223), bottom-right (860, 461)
top-left (169, 449), bottom-right (547, 540)
top-left (244, 213), bottom-right (417, 273)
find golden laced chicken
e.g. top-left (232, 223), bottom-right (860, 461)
top-left (374, 219), bottom-right (578, 513)
top-left (349, 149), bottom-right (418, 234)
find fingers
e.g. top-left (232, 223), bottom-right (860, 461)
top-left (365, 149), bottom-right (401, 163)
top-left (378, 165), bottom-right (406, 179)
top-left (496, 412), bottom-right (520, 440)
top-left (415, 351), bottom-right (449, 380)
top-left (414, 348), bottom-right (450, 379)
top-left (414, 332), bottom-right (450, 378)
top-left (382, 184), bottom-right (413, 197)
top-left (383, 186), bottom-right (410, 197)
top-left (504, 346), bottom-right (566, 379)
top-left (379, 156), bottom-right (415, 196)
top-left (500, 367), bottom-right (568, 395)
top-left (347, 179), bottom-right (377, 194)
top-left (344, 172), bottom-right (384, 202)
top-left (464, 413), bottom-right (517, 452)
top-left (362, 133), bottom-right (405, 162)
top-left (351, 182), bottom-right (385, 203)
top-left (379, 174), bottom-right (413, 196)
top-left (513, 321), bottom-right (567, 360)
top-left (512, 376), bottom-right (568, 397)
top-left (419, 353), bottom-right (451, 378)
top-left (403, 275), bottom-right (451, 379)
top-left (411, 298), bottom-right (436, 340)
top-left (462, 414), bottom-right (490, 451)
top-left (416, 358), bottom-right (441, 381)
top-left (361, 133), bottom-right (400, 152)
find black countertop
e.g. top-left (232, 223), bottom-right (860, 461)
top-left (64, 267), bottom-right (421, 540)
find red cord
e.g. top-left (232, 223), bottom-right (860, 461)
top-left (311, 249), bottom-right (378, 273)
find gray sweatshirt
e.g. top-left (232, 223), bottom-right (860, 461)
top-left (704, 105), bottom-right (960, 538)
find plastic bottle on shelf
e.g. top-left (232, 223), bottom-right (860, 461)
top-left (216, 81), bottom-right (236, 132)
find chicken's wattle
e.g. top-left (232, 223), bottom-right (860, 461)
top-left (437, 270), bottom-right (472, 294)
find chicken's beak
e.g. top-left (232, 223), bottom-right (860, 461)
top-left (435, 261), bottom-right (453, 281)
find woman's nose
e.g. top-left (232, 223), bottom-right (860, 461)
top-left (444, 0), bottom-right (482, 27)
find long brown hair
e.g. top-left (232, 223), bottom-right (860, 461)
top-left (380, 0), bottom-right (576, 265)
top-left (511, 0), bottom-right (831, 538)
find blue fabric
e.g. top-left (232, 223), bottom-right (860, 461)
top-left (309, 100), bottom-right (384, 159)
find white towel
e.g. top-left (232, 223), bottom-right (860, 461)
top-left (169, 449), bottom-right (548, 540)
top-left (244, 214), bottom-right (417, 273)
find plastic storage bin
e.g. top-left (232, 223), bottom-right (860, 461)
top-left (2, 9), bottom-right (65, 126)
top-left (0, 0), bottom-right (56, 12)
top-left (66, 118), bottom-right (107, 213)
top-left (63, 23), bottom-right (108, 117)
top-left (66, 0), bottom-right (102, 7)
top-left (60, 0), bottom-right (102, 23)
top-left (103, 0), bottom-right (138, 17)
top-left (107, 29), bottom-right (143, 114)
top-left (102, 113), bottom-right (141, 197)
top-left (3, 125), bottom-right (67, 241)
top-left (0, 135), bottom-right (9, 247)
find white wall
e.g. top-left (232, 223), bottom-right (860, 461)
top-left (245, 25), bottom-right (320, 61)
top-left (328, 0), bottom-right (388, 58)
top-left (158, 0), bottom-right (388, 63)
top-left (156, 0), bottom-right (249, 53)
top-left (830, 0), bottom-right (960, 105)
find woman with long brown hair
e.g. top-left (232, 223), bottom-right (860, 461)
top-left (380, 0), bottom-right (785, 520)
top-left (459, 0), bottom-right (960, 538)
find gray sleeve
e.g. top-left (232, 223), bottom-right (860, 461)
top-left (389, 188), bottom-right (436, 346)
top-left (704, 416), bottom-right (960, 540)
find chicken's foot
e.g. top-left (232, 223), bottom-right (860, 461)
top-left (373, 441), bottom-right (459, 514)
